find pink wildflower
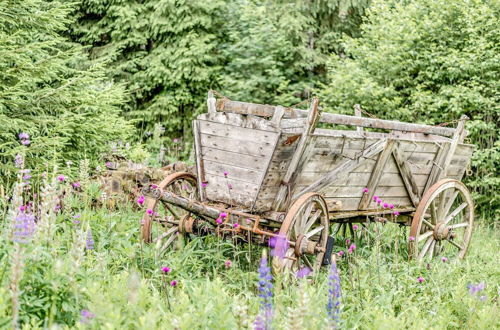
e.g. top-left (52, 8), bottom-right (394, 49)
top-left (72, 181), bottom-right (81, 188)
top-left (348, 243), bottom-right (356, 253)
top-left (441, 257), bottom-right (448, 263)
top-left (150, 184), bottom-right (158, 189)
top-left (170, 280), bottom-right (177, 287)
top-left (57, 175), bottom-right (65, 182)
top-left (223, 171), bottom-right (228, 177)
top-left (162, 267), bottom-right (171, 274)
top-left (345, 238), bottom-right (350, 245)
top-left (225, 260), bottom-right (232, 269)
top-left (219, 212), bottom-right (227, 218)
top-left (393, 211), bottom-right (400, 216)
top-left (418, 276), bottom-right (425, 283)
top-left (137, 195), bottom-right (145, 205)
top-left (373, 195), bottom-right (378, 201)
top-left (146, 209), bottom-right (153, 215)
top-left (21, 139), bottom-right (30, 146)
top-left (202, 182), bottom-right (208, 188)
top-left (233, 223), bottom-right (239, 228)
top-left (227, 184), bottom-right (233, 189)
top-left (409, 236), bottom-right (415, 241)
top-left (338, 250), bottom-right (345, 256)
top-left (383, 202), bottom-right (389, 208)
top-left (389, 204), bottom-right (394, 209)
top-left (377, 199), bottom-right (382, 205)
top-left (362, 187), bottom-right (369, 193)
top-left (353, 224), bottom-right (359, 231)
top-left (19, 205), bottom-right (27, 212)
top-left (216, 218), bottom-right (223, 224)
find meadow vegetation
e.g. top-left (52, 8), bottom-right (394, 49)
top-left (0, 0), bottom-right (498, 328)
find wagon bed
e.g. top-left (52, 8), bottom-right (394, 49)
top-left (142, 92), bottom-right (475, 271)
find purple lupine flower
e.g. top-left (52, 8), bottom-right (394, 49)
top-left (13, 212), bottom-right (36, 244)
top-left (86, 229), bottom-right (94, 250)
top-left (22, 174), bottom-right (32, 181)
top-left (256, 254), bottom-right (273, 329)
top-left (468, 282), bottom-right (485, 296)
top-left (14, 154), bottom-right (24, 168)
top-left (269, 234), bottom-right (288, 259)
top-left (326, 259), bottom-right (341, 327)
top-left (296, 267), bottom-right (312, 279)
top-left (254, 315), bottom-right (266, 330)
top-left (80, 309), bottom-right (95, 324)
top-left (18, 132), bottom-right (29, 140)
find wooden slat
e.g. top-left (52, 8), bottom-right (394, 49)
top-left (204, 160), bottom-right (263, 184)
top-left (423, 143), bottom-right (450, 193)
top-left (326, 196), bottom-right (412, 211)
top-left (198, 120), bottom-right (277, 144)
top-left (216, 99), bottom-right (458, 137)
top-left (392, 143), bottom-right (420, 207)
top-left (358, 140), bottom-right (396, 209)
top-left (294, 139), bottom-right (387, 198)
top-left (200, 134), bottom-right (272, 158)
top-left (202, 147), bottom-right (267, 171)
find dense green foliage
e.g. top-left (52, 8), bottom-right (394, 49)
top-left (72, 0), bottom-right (369, 138)
top-left (0, 0), bottom-right (133, 183)
top-left (0, 184), bottom-right (498, 328)
top-left (320, 0), bottom-right (499, 219)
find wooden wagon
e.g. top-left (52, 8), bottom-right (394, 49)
top-left (141, 91), bottom-right (475, 272)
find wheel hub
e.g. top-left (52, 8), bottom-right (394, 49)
top-left (294, 234), bottom-right (317, 256)
top-left (433, 222), bottom-right (449, 241)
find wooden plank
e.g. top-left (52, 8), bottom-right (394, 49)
top-left (193, 120), bottom-right (207, 201)
top-left (204, 175), bottom-right (260, 207)
top-left (273, 98), bottom-right (320, 210)
top-left (354, 104), bottom-right (363, 133)
top-left (198, 120), bottom-right (277, 144)
top-left (204, 160), bottom-right (263, 184)
top-left (216, 99), bottom-right (458, 137)
top-left (199, 112), bottom-right (279, 131)
top-left (392, 143), bottom-right (420, 207)
top-left (202, 147), bottom-right (267, 171)
top-left (294, 139), bottom-right (387, 198)
top-left (200, 134), bottom-right (272, 158)
top-left (358, 140), bottom-right (396, 209)
top-left (321, 185), bottom-right (411, 198)
top-left (207, 91), bottom-right (216, 114)
top-left (423, 143), bottom-right (450, 193)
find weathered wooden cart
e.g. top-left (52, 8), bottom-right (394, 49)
top-left (141, 91), bottom-right (475, 272)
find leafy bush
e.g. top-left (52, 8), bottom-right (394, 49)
top-left (0, 0), bottom-right (134, 185)
top-left (320, 0), bottom-right (499, 218)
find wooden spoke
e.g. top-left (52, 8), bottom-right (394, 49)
top-left (305, 225), bottom-right (325, 238)
top-left (430, 200), bottom-right (439, 223)
top-left (441, 189), bottom-right (458, 220)
top-left (417, 230), bottom-right (433, 243)
top-left (428, 240), bottom-right (436, 258)
top-left (446, 239), bottom-right (463, 250)
top-left (418, 237), bottom-right (434, 260)
top-left (302, 209), bottom-right (321, 233)
top-left (444, 202), bottom-right (468, 225)
top-left (448, 222), bottom-right (469, 229)
top-left (421, 218), bottom-right (435, 229)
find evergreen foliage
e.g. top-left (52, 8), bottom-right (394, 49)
top-left (0, 0), bottom-right (133, 183)
top-left (319, 0), bottom-right (499, 218)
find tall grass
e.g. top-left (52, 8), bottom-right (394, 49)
top-left (0, 178), bottom-right (498, 329)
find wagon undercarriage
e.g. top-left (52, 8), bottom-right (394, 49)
top-left (141, 91), bottom-right (475, 273)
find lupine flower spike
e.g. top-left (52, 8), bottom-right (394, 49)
top-left (86, 229), bottom-right (94, 250)
top-left (254, 250), bottom-right (273, 330)
top-left (327, 256), bottom-right (341, 328)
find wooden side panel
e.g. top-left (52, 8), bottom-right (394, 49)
top-left (197, 115), bottom-right (279, 208)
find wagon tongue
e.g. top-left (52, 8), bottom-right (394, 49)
top-left (322, 236), bottom-right (335, 266)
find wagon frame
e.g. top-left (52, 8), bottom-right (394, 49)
top-left (141, 91), bottom-right (475, 272)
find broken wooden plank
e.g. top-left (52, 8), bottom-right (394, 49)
top-left (193, 120), bottom-right (207, 201)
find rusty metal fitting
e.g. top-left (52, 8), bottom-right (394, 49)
top-left (433, 222), bottom-right (450, 241)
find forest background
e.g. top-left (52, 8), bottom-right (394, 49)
top-left (1, 0), bottom-right (498, 218)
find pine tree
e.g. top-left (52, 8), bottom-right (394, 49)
top-left (0, 0), bottom-right (133, 183)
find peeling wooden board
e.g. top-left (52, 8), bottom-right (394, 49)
top-left (392, 143), bottom-right (420, 207)
top-left (198, 112), bottom-right (278, 131)
top-left (200, 134), bottom-right (273, 158)
top-left (204, 160), bottom-right (264, 184)
top-left (201, 147), bottom-right (267, 171)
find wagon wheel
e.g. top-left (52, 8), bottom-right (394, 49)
top-left (141, 172), bottom-right (198, 254)
top-left (272, 192), bottom-right (329, 276)
top-left (409, 179), bottom-right (474, 261)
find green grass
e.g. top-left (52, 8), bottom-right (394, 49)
top-left (0, 196), bottom-right (498, 329)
